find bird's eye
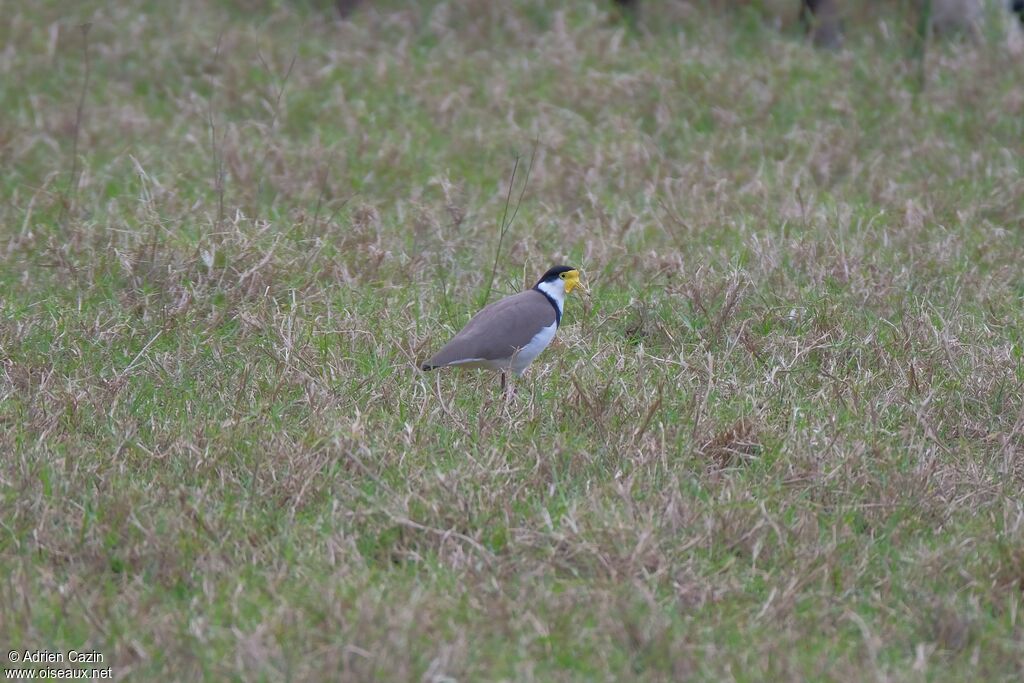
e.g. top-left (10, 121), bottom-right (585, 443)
top-left (560, 273), bottom-right (566, 279)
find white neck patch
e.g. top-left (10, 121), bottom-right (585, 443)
top-left (535, 278), bottom-right (566, 317)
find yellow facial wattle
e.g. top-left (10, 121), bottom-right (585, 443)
top-left (563, 270), bottom-right (580, 293)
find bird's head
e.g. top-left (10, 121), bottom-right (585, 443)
top-left (535, 265), bottom-right (585, 299)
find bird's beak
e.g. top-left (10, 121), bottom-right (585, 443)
top-left (571, 270), bottom-right (588, 295)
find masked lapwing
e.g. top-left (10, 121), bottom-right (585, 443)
top-left (421, 265), bottom-right (584, 392)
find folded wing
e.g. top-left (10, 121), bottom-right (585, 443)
top-left (422, 290), bottom-right (557, 369)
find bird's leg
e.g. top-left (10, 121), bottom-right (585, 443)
top-left (504, 373), bottom-right (519, 401)
top-left (500, 371), bottom-right (507, 395)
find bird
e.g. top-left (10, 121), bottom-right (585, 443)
top-left (421, 265), bottom-right (584, 393)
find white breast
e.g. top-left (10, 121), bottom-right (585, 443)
top-left (511, 322), bottom-right (558, 375)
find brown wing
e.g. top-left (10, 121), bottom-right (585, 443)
top-left (423, 290), bottom-right (557, 368)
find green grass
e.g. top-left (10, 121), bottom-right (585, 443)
top-left (3, 0), bottom-right (1024, 680)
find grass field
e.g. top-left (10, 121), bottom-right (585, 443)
top-left (3, 0), bottom-right (1024, 680)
